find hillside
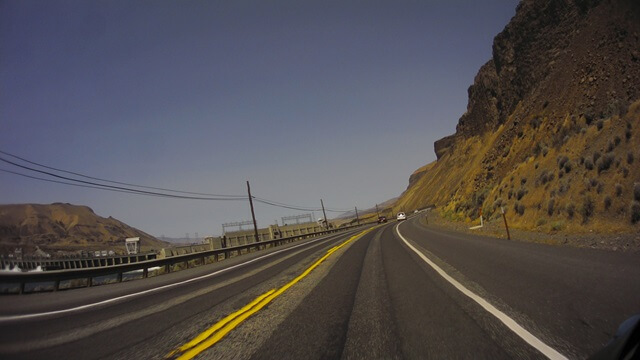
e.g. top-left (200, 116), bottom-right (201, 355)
top-left (0, 203), bottom-right (169, 255)
top-left (395, 0), bottom-right (640, 234)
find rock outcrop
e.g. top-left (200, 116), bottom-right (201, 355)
top-left (396, 0), bottom-right (640, 233)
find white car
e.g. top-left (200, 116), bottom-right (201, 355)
top-left (396, 212), bottom-right (406, 221)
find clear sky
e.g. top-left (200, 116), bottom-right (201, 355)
top-left (0, 0), bottom-right (518, 238)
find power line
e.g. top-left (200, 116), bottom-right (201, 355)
top-left (0, 150), bottom-right (246, 198)
top-left (253, 197), bottom-right (349, 213)
top-left (0, 168), bottom-right (181, 198)
top-left (0, 151), bottom-right (353, 212)
top-left (0, 157), bottom-right (247, 201)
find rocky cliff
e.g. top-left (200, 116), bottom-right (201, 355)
top-left (397, 0), bottom-right (640, 233)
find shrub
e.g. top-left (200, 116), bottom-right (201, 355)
top-left (615, 183), bottom-right (623, 197)
top-left (604, 196), bottom-right (612, 210)
top-left (634, 183), bottom-right (640, 202)
top-left (584, 158), bottom-right (594, 170)
top-left (493, 198), bottom-right (503, 209)
top-left (584, 110), bottom-right (595, 125)
top-left (565, 203), bottom-right (575, 218)
top-left (581, 196), bottom-right (594, 223)
top-left (508, 189), bottom-right (514, 199)
top-left (547, 198), bottom-right (555, 216)
top-left (535, 162), bottom-right (539, 169)
top-left (557, 155), bottom-right (569, 169)
top-left (580, 127), bottom-right (587, 134)
top-left (626, 130), bottom-right (632, 141)
top-left (521, 177), bottom-right (527, 185)
top-left (551, 221), bottom-right (565, 231)
top-left (622, 167), bottom-right (629, 178)
top-left (533, 142), bottom-right (542, 156)
top-left (579, 156), bottom-right (585, 165)
top-left (558, 169), bottom-right (564, 178)
top-left (597, 183), bottom-right (604, 194)
top-left (516, 188), bottom-right (527, 200)
top-left (596, 153), bottom-right (615, 173)
top-left (593, 151), bottom-right (601, 163)
top-left (590, 178), bottom-right (599, 188)
top-left (530, 117), bottom-right (541, 129)
top-left (558, 181), bottom-right (569, 194)
top-left (628, 152), bottom-right (634, 164)
top-left (607, 140), bottom-right (615, 152)
top-left (597, 120), bottom-right (604, 130)
top-left (542, 147), bottom-right (549, 157)
top-left (614, 136), bottom-right (621, 146)
top-left (632, 201), bottom-right (640, 224)
top-left (515, 202), bottom-right (525, 216)
top-left (536, 218), bottom-right (547, 227)
top-left (563, 160), bottom-right (573, 173)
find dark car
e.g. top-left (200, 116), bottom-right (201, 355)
top-left (377, 216), bottom-right (387, 223)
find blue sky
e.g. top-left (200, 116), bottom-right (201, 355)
top-left (1, 1), bottom-right (517, 238)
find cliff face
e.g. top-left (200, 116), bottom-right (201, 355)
top-left (397, 0), bottom-right (640, 233)
top-left (0, 203), bottom-right (168, 254)
top-left (450, 0), bottom-right (640, 145)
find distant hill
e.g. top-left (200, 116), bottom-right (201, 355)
top-left (337, 197), bottom-right (398, 220)
top-left (0, 203), bottom-right (169, 255)
top-left (395, 0), bottom-right (640, 233)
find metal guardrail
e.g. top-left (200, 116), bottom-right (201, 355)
top-left (0, 252), bottom-right (159, 271)
top-left (0, 223), bottom-right (371, 294)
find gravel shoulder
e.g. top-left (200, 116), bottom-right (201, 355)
top-left (422, 209), bottom-right (640, 252)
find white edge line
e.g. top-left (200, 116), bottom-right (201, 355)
top-left (0, 231), bottom-right (354, 323)
top-left (395, 222), bottom-right (568, 360)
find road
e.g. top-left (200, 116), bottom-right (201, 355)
top-left (0, 214), bottom-right (638, 359)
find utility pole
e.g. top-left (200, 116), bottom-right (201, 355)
top-left (247, 181), bottom-right (260, 243)
top-left (375, 204), bottom-right (380, 218)
top-left (320, 199), bottom-right (328, 229)
top-left (355, 206), bottom-right (360, 225)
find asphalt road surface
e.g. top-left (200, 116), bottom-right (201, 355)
top-left (1, 215), bottom-right (638, 359)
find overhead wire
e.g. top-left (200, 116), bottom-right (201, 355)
top-left (0, 150), bottom-right (352, 213)
top-left (0, 157), bottom-right (247, 201)
top-left (0, 150), bottom-right (246, 198)
top-left (0, 168), bottom-right (173, 197)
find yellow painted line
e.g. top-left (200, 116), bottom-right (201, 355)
top-left (168, 227), bottom-right (376, 360)
top-left (165, 289), bottom-right (276, 358)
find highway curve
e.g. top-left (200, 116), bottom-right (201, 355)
top-left (0, 214), bottom-right (638, 359)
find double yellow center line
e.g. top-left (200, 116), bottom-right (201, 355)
top-left (166, 227), bottom-right (375, 360)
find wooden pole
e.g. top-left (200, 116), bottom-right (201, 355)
top-left (321, 199), bottom-right (328, 229)
top-left (355, 207), bottom-right (360, 225)
top-left (501, 206), bottom-right (511, 240)
top-left (247, 181), bottom-right (260, 243)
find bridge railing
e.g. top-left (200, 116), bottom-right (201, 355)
top-left (0, 222), bottom-right (371, 294)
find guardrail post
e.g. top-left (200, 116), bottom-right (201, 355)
top-left (87, 277), bottom-right (93, 287)
top-left (19, 281), bottom-right (25, 294)
top-left (117, 272), bottom-right (123, 282)
top-left (143, 268), bottom-right (148, 278)
top-left (54, 279), bottom-right (60, 291)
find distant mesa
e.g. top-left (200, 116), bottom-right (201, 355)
top-left (0, 203), bottom-right (168, 256)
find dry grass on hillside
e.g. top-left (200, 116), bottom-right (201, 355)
top-left (395, 100), bottom-right (640, 234)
